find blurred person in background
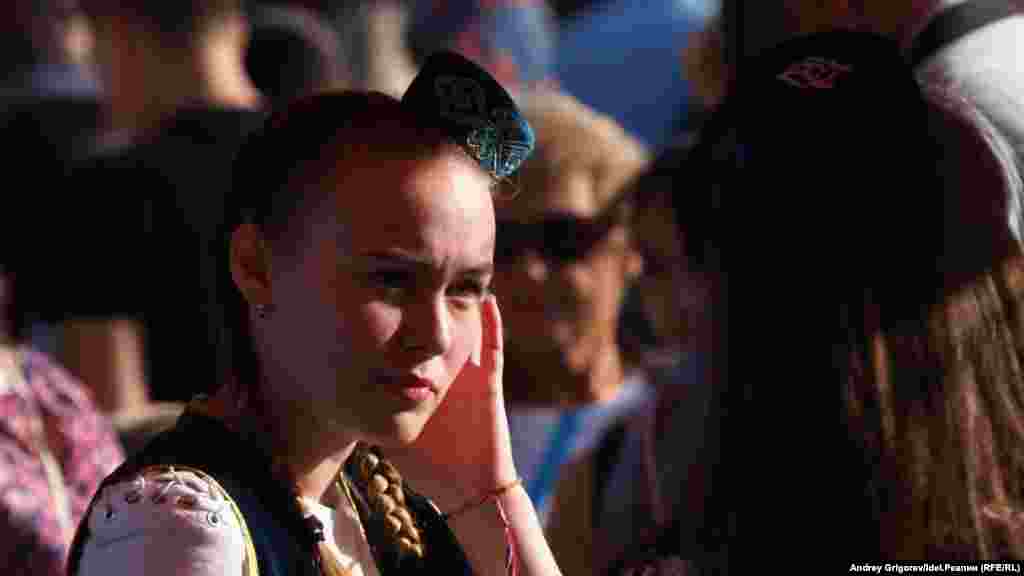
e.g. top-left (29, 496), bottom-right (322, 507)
top-left (245, 2), bottom-right (348, 106)
top-left (0, 6), bottom-right (129, 537)
top-left (0, 0), bottom-right (129, 530)
top-left (615, 29), bottom-right (1024, 574)
top-left (41, 0), bottom-right (265, 419)
top-left (84, 0), bottom-right (261, 144)
top-left (322, 0), bottom-right (420, 96)
top-left (608, 141), bottom-right (714, 576)
top-left (319, 0), bottom-right (556, 103)
top-left (0, 344), bottom-right (124, 575)
top-left (0, 0), bottom-right (103, 351)
top-left (894, 0), bottom-right (1024, 171)
top-left (407, 0), bottom-right (559, 97)
top-left (0, 0), bottom-right (96, 104)
top-left (494, 89), bottom-right (650, 576)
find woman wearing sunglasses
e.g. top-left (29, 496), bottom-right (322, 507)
top-left (65, 52), bottom-right (563, 576)
top-left (492, 90), bottom-right (651, 576)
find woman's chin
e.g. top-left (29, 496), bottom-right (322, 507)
top-left (393, 425), bottom-right (426, 446)
top-left (360, 413), bottom-right (428, 448)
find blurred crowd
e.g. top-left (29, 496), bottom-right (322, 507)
top-left (3, 0), bottom-right (1024, 574)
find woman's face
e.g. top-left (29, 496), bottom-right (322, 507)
top-left (632, 187), bottom-right (710, 352)
top-left (494, 167), bottom-right (638, 399)
top-left (265, 149), bottom-right (495, 447)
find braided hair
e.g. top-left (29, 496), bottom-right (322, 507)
top-left (350, 443), bottom-right (425, 560)
top-left (277, 442), bottom-right (425, 575)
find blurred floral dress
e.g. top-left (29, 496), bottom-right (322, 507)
top-left (0, 346), bottom-right (124, 575)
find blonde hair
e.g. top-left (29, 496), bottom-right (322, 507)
top-left (518, 90), bottom-right (650, 218)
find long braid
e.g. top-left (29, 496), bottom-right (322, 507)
top-left (351, 443), bottom-right (426, 561)
top-left (295, 443), bottom-right (427, 575)
top-left (302, 509), bottom-right (355, 576)
top-left (276, 452), bottom-right (353, 576)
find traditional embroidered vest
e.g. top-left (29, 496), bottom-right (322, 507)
top-left (66, 408), bottom-right (471, 576)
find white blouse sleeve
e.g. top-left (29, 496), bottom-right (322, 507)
top-left (77, 467), bottom-right (248, 576)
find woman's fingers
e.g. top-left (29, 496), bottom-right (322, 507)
top-left (481, 294), bottom-right (503, 373)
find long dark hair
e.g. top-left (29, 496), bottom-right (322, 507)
top-left (616, 30), bottom-right (982, 573)
top-left (700, 32), bottom-right (949, 567)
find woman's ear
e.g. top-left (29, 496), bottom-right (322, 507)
top-left (230, 223), bottom-right (273, 306)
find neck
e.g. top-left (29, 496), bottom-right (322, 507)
top-left (505, 340), bottom-right (626, 406)
top-left (208, 380), bottom-right (358, 502)
top-left (584, 344), bottom-right (628, 403)
top-left (99, 14), bottom-right (261, 138)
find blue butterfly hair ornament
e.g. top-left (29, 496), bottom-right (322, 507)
top-left (401, 51), bottom-right (536, 180)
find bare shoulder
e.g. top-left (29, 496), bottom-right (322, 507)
top-left (76, 466), bottom-right (254, 576)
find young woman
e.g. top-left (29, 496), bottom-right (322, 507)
top-left (618, 30), bottom-right (1024, 573)
top-left (66, 51), bottom-right (562, 576)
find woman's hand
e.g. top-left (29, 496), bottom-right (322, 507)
top-left (385, 294), bottom-right (518, 513)
top-left (387, 295), bottom-right (563, 576)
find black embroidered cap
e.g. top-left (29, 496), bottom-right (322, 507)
top-left (401, 51), bottom-right (535, 180)
top-left (683, 30), bottom-right (944, 314)
top-left (694, 29), bottom-right (939, 225)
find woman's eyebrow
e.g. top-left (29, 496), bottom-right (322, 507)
top-left (361, 250), bottom-right (432, 268)
top-left (361, 250), bottom-right (493, 276)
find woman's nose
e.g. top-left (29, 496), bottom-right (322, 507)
top-left (400, 296), bottom-right (453, 358)
top-left (524, 251), bottom-right (548, 283)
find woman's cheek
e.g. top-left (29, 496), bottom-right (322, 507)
top-left (358, 301), bottom-right (403, 349)
top-left (446, 307), bottom-right (480, 375)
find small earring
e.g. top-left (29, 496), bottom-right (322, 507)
top-left (254, 303), bottom-right (271, 319)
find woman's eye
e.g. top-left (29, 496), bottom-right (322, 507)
top-left (448, 280), bottom-right (489, 307)
top-left (367, 270), bottom-right (412, 300)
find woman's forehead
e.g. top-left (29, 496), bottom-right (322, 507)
top-left (326, 152), bottom-right (495, 253)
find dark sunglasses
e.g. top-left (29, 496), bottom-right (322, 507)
top-left (495, 199), bottom-right (626, 265)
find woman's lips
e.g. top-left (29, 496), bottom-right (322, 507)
top-left (378, 373), bottom-right (437, 403)
top-left (400, 375), bottom-right (434, 390)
